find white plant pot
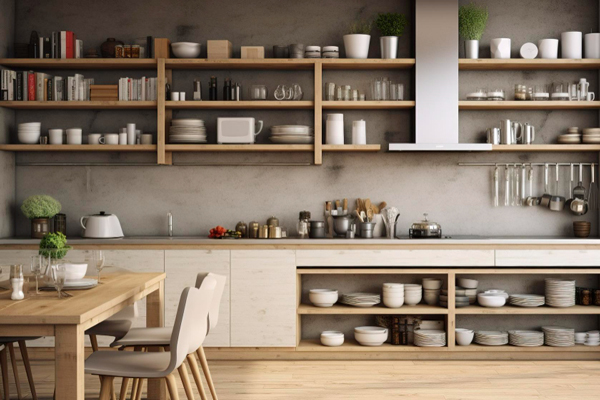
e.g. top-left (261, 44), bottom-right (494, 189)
top-left (343, 34), bottom-right (371, 59)
top-left (380, 36), bottom-right (398, 59)
top-left (490, 38), bottom-right (511, 59)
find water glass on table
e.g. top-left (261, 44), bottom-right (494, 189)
top-left (30, 255), bottom-right (43, 295)
top-left (50, 264), bottom-right (66, 299)
top-left (93, 250), bottom-right (105, 284)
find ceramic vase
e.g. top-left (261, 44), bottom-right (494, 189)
top-left (490, 38), bottom-right (511, 59)
top-left (343, 34), bottom-right (370, 59)
top-left (101, 38), bottom-right (124, 58)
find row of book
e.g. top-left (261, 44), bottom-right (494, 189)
top-left (118, 77), bottom-right (159, 101)
top-left (1, 69), bottom-right (93, 101)
top-left (34, 31), bottom-right (83, 59)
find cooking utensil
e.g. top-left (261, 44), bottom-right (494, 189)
top-left (513, 164), bottom-right (521, 206)
top-left (504, 165), bottom-right (511, 206)
top-left (589, 163), bottom-right (597, 210)
top-left (525, 164), bottom-right (538, 206)
top-left (550, 164), bottom-right (565, 211)
top-left (566, 164), bottom-right (575, 210)
top-left (378, 201), bottom-right (387, 210)
top-left (332, 215), bottom-right (354, 237)
top-left (493, 165), bottom-right (500, 207)
top-left (366, 208), bottom-right (374, 223)
top-left (540, 164), bottom-right (552, 207)
top-left (571, 163), bottom-right (588, 215)
top-left (354, 210), bottom-right (364, 223)
top-left (409, 213), bottom-right (442, 238)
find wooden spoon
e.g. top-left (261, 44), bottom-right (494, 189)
top-left (364, 199), bottom-right (372, 213)
top-left (366, 208), bottom-right (374, 222)
top-left (372, 204), bottom-right (379, 214)
top-left (378, 201), bottom-right (387, 210)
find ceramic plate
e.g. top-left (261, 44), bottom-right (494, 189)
top-left (270, 136), bottom-right (314, 144)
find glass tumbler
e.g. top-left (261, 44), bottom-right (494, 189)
top-left (250, 85), bottom-right (268, 100)
top-left (324, 82), bottom-right (336, 101)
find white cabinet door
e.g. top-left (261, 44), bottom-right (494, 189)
top-left (165, 250), bottom-right (230, 347)
top-left (496, 250), bottom-right (600, 266)
top-left (230, 250), bottom-right (296, 347)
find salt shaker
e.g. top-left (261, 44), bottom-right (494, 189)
top-left (10, 264), bottom-right (25, 301)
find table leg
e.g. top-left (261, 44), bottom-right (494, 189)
top-left (146, 280), bottom-right (166, 400)
top-left (55, 324), bottom-right (85, 400)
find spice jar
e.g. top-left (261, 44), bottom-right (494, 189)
top-left (248, 221), bottom-right (260, 239)
top-left (594, 289), bottom-right (600, 306)
top-left (297, 211), bottom-right (311, 239)
top-left (309, 221), bottom-right (326, 238)
top-left (124, 45), bottom-right (132, 58)
top-left (115, 45), bottom-right (124, 58)
top-left (235, 221), bottom-right (248, 238)
top-left (131, 45), bottom-right (141, 58)
top-left (581, 289), bottom-right (591, 306)
top-left (514, 84), bottom-right (528, 101)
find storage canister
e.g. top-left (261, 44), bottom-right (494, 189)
top-left (309, 221), bottom-right (326, 238)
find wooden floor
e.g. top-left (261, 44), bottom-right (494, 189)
top-left (1, 359), bottom-right (600, 399)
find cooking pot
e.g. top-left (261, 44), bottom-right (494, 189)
top-left (81, 211), bottom-right (124, 238)
top-left (409, 213), bottom-right (442, 238)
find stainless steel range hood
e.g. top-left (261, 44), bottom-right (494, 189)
top-left (389, 0), bottom-right (491, 152)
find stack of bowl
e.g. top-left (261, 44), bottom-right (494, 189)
top-left (354, 326), bottom-right (388, 346)
top-left (309, 289), bottom-right (338, 307)
top-left (455, 328), bottom-right (474, 346)
top-left (382, 283), bottom-right (404, 308)
top-left (404, 284), bottom-right (422, 306)
top-left (320, 331), bottom-right (344, 347)
top-left (18, 122), bottom-right (41, 144)
top-left (573, 221), bottom-right (591, 238)
top-left (585, 330), bottom-right (600, 346)
top-left (422, 278), bottom-right (442, 305)
top-left (458, 278), bottom-right (479, 305)
top-left (439, 288), bottom-right (469, 308)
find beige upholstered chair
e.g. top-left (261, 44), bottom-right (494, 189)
top-left (0, 338), bottom-right (37, 400)
top-left (86, 276), bottom-right (216, 400)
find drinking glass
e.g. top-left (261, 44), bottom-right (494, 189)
top-left (31, 255), bottom-right (43, 294)
top-left (93, 250), bottom-right (105, 284)
top-left (51, 264), bottom-right (66, 299)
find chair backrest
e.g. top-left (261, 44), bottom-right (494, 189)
top-left (195, 272), bottom-right (227, 331)
top-left (166, 275), bottom-right (216, 373)
top-left (108, 302), bottom-right (138, 322)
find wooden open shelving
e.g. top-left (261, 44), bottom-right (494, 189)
top-left (298, 303), bottom-right (447, 315)
top-left (322, 144), bottom-right (381, 152)
top-left (0, 145), bottom-right (156, 152)
top-left (297, 339), bottom-right (448, 352)
top-left (164, 144), bottom-right (312, 152)
top-left (455, 305), bottom-right (600, 315)
top-left (165, 100), bottom-right (314, 110)
top-left (491, 144), bottom-right (600, 152)
top-left (459, 100), bottom-right (600, 110)
top-left (322, 101), bottom-right (415, 110)
top-left (0, 58), bottom-right (157, 69)
top-left (459, 58), bottom-right (600, 70)
top-left (0, 101), bottom-right (157, 110)
top-left (165, 58), bottom-right (416, 70)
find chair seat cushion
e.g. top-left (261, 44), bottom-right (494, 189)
top-left (85, 350), bottom-right (171, 378)
top-left (111, 327), bottom-right (172, 348)
top-left (85, 319), bottom-right (133, 340)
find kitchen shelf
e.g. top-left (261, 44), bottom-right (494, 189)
top-left (459, 100), bottom-right (600, 110)
top-left (458, 344), bottom-right (600, 352)
top-left (322, 144), bottom-right (381, 152)
top-left (0, 58), bottom-right (158, 69)
top-left (459, 58), bottom-right (600, 70)
top-left (164, 144), bottom-right (313, 152)
top-left (492, 144), bottom-right (600, 152)
top-left (165, 58), bottom-right (415, 70)
top-left (455, 305), bottom-right (600, 315)
top-left (0, 101), bottom-right (157, 110)
top-left (165, 100), bottom-right (314, 110)
top-left (297, 339), bottom-right (448, 352)
top-left (297, 303), bottom-right (447, 315)
top-left (322, 101), bottom-right (415, 110)
top-left (0, 145), bottom-right (157, 152)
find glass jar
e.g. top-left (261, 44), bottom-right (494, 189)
top-left (466, 88), bottom-right (487, 101)
top-left (486, 88), bottom-right (505, 101)
top-left (297, 211), bottom-right (311, 239)
top-left (124, 45), bottom-right (132, 58)
top-left (115, 45), bottom-right (124, 58)
top-left (250, 85), bottom-right (268, 100)
top-left (514, 84), bottom-right (528, 101)
top-left (342, 85), bottom-right (351, 101)
top-left (131, 45), bottom-right (141, 58)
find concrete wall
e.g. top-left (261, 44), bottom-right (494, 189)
top-left (9, 0), bottom-right (600, 238)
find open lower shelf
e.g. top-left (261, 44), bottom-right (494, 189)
top-left (0, 58), bottom-right (158, 69)
top-left (0, 101), bottom-right (157, 110)
top-left (164, 144), bottom-right (313, 152)
top-left (0, 145), bottom-right (156, 152)
top-left (322, 144), bottom-right (381, 152)
top-left (458, 344), bottom-right (600, 352)
top-left (166, 100), bottom-right (314, 110)
top-left (297, 339), bottom-right (448, 352)
top-left (491, 144), bottom-right (600, 152)
top-left (459, 58), bottom-right (600, 70)
top-left (165, 58), bottom-right (416, 70)
top-left (459, 100), bottom-right (600, 110)
top-left (321, 101), bottom-right (415, 110)
top-left (455, 305), bottom-right (600, 315)
top-left (298, 303), bottom-right (447, 315)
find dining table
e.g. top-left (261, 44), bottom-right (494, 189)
top-left (0, 271), bottom-right (167, 400)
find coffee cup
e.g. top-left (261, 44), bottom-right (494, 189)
top-left (48, 129), bottom-right (64, 145)
top-left (587, 92), bottom-right (595, 101)
top-left (171, 92), bottom-right (180, 101)
top-left (119, 133), bottom-right (127, 145)
top-left (88, 133), bottom-right (104, 145)
top-left (104, 134), bottom-right (119, 145)
top-left (141, 134), bottom-right (153, 145)
top-left (66, 128), bottom-right (82, 145)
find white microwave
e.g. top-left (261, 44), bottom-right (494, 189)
top-left (217, 117), bottom-right (264, 144)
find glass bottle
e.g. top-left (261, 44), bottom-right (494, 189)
top-left (297, 211), bottom-right (311, 239)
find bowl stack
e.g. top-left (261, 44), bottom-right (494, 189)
top-left (18, 122), bottom-right (41, 144)
top-left (508, 330), bottom-right (544, 347)
top-left (320, 330), bottom-right (344, 347)
top-left (573, 221), bottom-right (591, 238)
top-left (422, 278), bottom-right (442, 305)
top-left (169, 119), bottom-right (206, 143)
top-left (455, 328), bottom-right (474, 346)
top-left (542, 326), bottom-right (575, 346)
top-left (270, 125), bottom-right (314, 144)
top-left (354, 326), bottom-right (388, 346)
top-left (382, 283), bottom-right (404, 308)
top-left (475, 331), bottom-right (509, 346)
top-left (414, 330), bottom-right (446, 347)
top-left (585, 330), bottom-right (600, 346)
top-left (558, 127), bottom-right (582, 144)
top-left (509, 294), bottom-right (545, 307)
top-left (404, 284), bottom-right (422, 306)
top-left (340, 292), bottom-right (380, 308)
top-left (582, 128), bottom-right (600, 144)
top-left (439, 289), bottom-right (469, 308)
top-left (309, 289), bottom-right (338, 307)
top-left (545, 278), bottom-right (576, 307)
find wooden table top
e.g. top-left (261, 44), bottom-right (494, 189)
top-left (0, 272), bottom-right (165, 325)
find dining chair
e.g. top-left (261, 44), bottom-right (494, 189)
top-left (0, 338), bottom-right (38, 400)
top-left (111, 273), bottom-right (226, 400)
top-left (86, 276), bottom-right (216, 400)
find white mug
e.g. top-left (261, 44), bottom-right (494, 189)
top-left (588, 92), bottom-right (596, 101)
top-left (179, 92), bottom-right (186, 101)
top-left (490, 38), bottom-right (511, 59)
top-left (326, 114), bottom-right (344, 145)
top-left (66, 128), bottom-right (82, 145)
top-left (171, 92), bottom-right (180, 101)
top-left (141, 134), bottom-right (153, 145)
top-left (119, 133), bottom-right (127, 145)
top-left (584, 33), bottom-right (600, 58)
top-left (104, 133), bottom-right (119, 145)
top-left (48, 129), bottom-right (64, 145)
top-left (538, 39), bottom-right (559, 59)
top-left (88, 133), bottom-right (104, 145)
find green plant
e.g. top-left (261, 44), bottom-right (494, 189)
top-left (39, 232), bottom-right (71, 259)
top-left (21, 195), bottom-right (61, 220)
top-left (459, 2), bottom-right (489, 40)
top-left (376, 13), bottom-right (408, 37)
top-left (348, 19), bottom-right (373, 35)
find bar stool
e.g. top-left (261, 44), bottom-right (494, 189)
top-left (0, 338), bottom-right (38, 400)
top-left (85, 276), bottom-right (216, 400)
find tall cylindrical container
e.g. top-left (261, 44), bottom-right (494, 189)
top-left (326, 114), bottom-right (344, 145)
top-left (561, 31), bottom-right (583, 58)
top-left (464, 40), bottom-right (479, 59)
top-left (380, 36), bottom-right (398, 59)
top-left (127, 123), bottom-right (136, 145)
top-left (352, 120), bottom-right (366, 144)
top-left (585, 33), bottom-right (600, 58)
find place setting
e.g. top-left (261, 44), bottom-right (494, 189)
top-left (340, 292), bottom-right (381, 307)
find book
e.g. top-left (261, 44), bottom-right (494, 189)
top-left (28, 72), bottom-right (36, 101)
top-left (66, 31), bottom-right (75, 59)
top-left (60, 31), bottom-right (67, 59)
top-left (39, 36), bottom-right (44, 59)
top-left (75, 40), bottom-right (83, 59)
top-left (16, 71), bottom-right (22, 101)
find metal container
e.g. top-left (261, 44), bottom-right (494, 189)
top-left (360, 222), bottom-right (375, 238)
top-left (268, 225), bottom-right (282, 239)
top-left (249, 221), bottom-right (260, 238)
top-left (521, 124), bottom-right (535, 144)
top-left (380, 36), bottom-right (399, 59)
top-left (486, 128), bottom-right (501, 145)
top-left (235, 221), bottom-right (248, 238)
top-left (267, 216), bottom-right (279, 227)
top-left (332, 215), bottom-right (353, 237)
top-left (309, 221), bottom-right (326, 238)
top-left (259, 225), bottom-right (269, 239)
top-left (409, 213), bottom-right (442, 238)
top-left (54, 213), bottom-right (67, 235)
top-left (464, 40), bottom-right (479, 59)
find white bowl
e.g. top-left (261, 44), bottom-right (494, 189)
top-left (18, 130), bottom-right (41, 144)
top-left (383, 297), bottom-right (404, 308)
top-left (171, 42), bottom-right (202, 58)
top-left (65, 263), bottom-right (88, 281)
top-left (320, 331), bottom-right (344, 346)
top-left (354, 327), bottom-right (388, 346)
top-left (383, 283), bottom-right (404, 288)
top-left (455, 328), bottom-right (474, 346)
top-left (423, 294), bottom-right (439, 305)
top-left (309, 289), bottom-right (338, 307)
top-left (477, 293), bottom-right (506, 308)
top-left (404, 294), bottom-right (422, 306)
top-left (383, 286), bottom-right (405, 292)
top-left (484, 290), bottom-right (509, 299)
top-left (422, 278), bottom-right (442, 290)
top-left (457, 278), bottom-right (479, 289)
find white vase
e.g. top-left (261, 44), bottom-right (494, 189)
top-left (538, 39), bottom-right (559, 59)
top-left (490, 38), bottom-right (511, 59)
top-left (561, 31), bottom-right (582, 59)
top-left (343, 34), bottom-right (371, 59)
top-left (584, 33), bottom-right (600, 58)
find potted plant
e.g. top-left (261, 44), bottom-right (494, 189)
top-left (21, 195), bottom-right (62, 238)
top-left (459, 2), bottom-right (489, 59)
top-left (376, 12), bottom-right (408, 59)
top-left (39, 232), bottom-right (72, 281)
top-left (343, 19), bottom-right (373, 59)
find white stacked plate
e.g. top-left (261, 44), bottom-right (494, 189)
top-left (545, 279), bottom-right (575, 307)
top-left (270, 125), bottom-right (314, 144)
top-left (474, 331), bottom-right (509, 346)
top-left (508, 330), bottom-right (544, 347)
top-left (340, 292), bottom-right (381, 307)
top-left (170, 119), bottom-right (206, 143)
top-left (542, 326), bottom-right (575, 347)
top-left (18, 122), bottom-right (42, 144)
top-left (582, 128), bottom-right (600, 144)
top-left (64, 278), bottom-right (98, 290)
top-left (509, 294), bottom-right (545, 307)
top-left (557, 133), bottom-right (582, 144)
top-left (414, 330), bottom-right (446, 347)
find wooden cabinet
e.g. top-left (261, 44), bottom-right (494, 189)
top-left (230, 250), bottom-right (296, 347)
top-left (496, 250), bottom-right (600, 267)
top-left (164, 250), bottom-right (230, 347)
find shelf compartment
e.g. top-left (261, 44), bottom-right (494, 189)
top-left (0, 101), bottom-right (157, 110)
top-left (0, 145), bottom-right (156, 152)
top-left (459, 58), bottom-right (600, 70)
top-left (164, 144), bottom-right (313, 152)
top-left (165, 58), bottom-right (415, 70)
top-left (321, 144), bottom-right (381, 152)
top-left (457, 344), bottom-right (600, 352)
top-left (455, 305), bottom-right (600, 315)
top-left (322, 101), bottom-right (415, 110)
top-left (298, 303), bottom-right (447, 315)
top-left (166, 100), bottom-right (314, 110)
top-left (297, 339), bottom-right (448, 352)
top-left (491, 144), bottom-right (600, 152)
top-left (0, 58), bottom-right (158, 70)
top-left (321, 58), bottom-right (415, 70)
top-left (459, 101), bottom-right (600, 110)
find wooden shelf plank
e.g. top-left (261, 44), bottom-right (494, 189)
top-left (320, 58), bottom-right (415, 70)
top-left (455, 305), bottom-right (600, 315)
top-left (0, 101), bottom-right (157, 110)
top-left (459, 58), bottom-right (600, 70)
top-left (166, 100), bottom-right (314, 110)
top-left (164, 144), bottom-right (313, 152)
top-left (492, 144), bottom-right (600, 152)
top-left (165, 58), bottom-right (415, 70)
top-left (0, 145), bottom-right (156, 152)
top-left (459, 100), bottom-right (600, 110)
top-left (322, 101), bottom-right (415, 110)
top-left (458, 344), bottom-right (600, 352)
top-left (321, 144), bottom-right (381, 152)
top-left (298, 303), bottom-right (447, 315)
top-left (297, 339), bottom-right (448, 352)
top-left (0, 58), bottom-right (157, 69)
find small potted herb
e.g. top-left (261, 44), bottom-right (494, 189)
top-left (21, 195), bottom-right (62, 238)
top-left (343, 19), bottom-right (373, 59)
top-left (459, 2), bottom-right (489, 59)
top-left (39, 232), bottom-right (72, 281)
top-left (376, 13), bottom-right (408, 59)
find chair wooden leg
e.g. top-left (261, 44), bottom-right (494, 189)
top-left (90, 334), bottom-right (99, 352)
top-left (178, 362), bottom-right (196, 400)
top-left (99, 376), bottom-right (115, 400)
top-left (134, 378), bottom-right (145, 400)
top-left (7, 343), bottom-right (22, 399)
top-left (1, 346), bottom-right (9, 400)
top-left (197, 347), bottom-right (218, 400)
top-left (130, 346), bottom-right (143, 399)
top-left (119, 377), bottom-right (131, 400)
top-left (17, 341), bottom-right (37, 400)
top-left (165, 374), bottom-right (180, 400)
top-left (186, 354), bottom-right (208, 400)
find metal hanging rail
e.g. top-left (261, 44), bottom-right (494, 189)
top-left (458, 162), bottom-right (597, 167)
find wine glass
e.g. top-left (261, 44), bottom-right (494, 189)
top-left (31, 255), bottom-right (43, 294)
top-left (50, 264), bottom-right (66, 299)
top-left (93, 251), bottom-right (105, 284)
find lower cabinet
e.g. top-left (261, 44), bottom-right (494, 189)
top-left (230, 250), bottom-right (296, 347)
top-left (165, 250), bottom-right (231, 347)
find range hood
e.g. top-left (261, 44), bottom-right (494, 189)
top-left (389, 0), bottom-right (491, 152)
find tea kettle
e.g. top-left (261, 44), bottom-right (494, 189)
top-left (81, 212), bottom-right (124, 238)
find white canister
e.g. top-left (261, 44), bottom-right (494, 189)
top-left (352, 120), bottom-right (367, 145)
top-left (66, 128), bottom-right (82, 144)
top-left (48, 129), bottom-right (64, 145)
top-left (171, 92), bottom-right (180, 101)
top-left (326, 114), bottom-right (344, 145)
top-left (538, 39), bottom-right (559, 59)
top-left (371, 214), bottom-right (384, 238)
top-left (141, 134), bottom-right (153, 145)
top-left (104, 133), bottom-right (119, 145)
top-left (490, 38), bottom-right (511, 59)
top-left (561, 31), bottom-right (582, 58)
top-left (585, 33), bottom-right (600, 59)
top-left (519, 42), bottom-right (538, 59)
top-left (126, 123), bottom-right (136, 145)
top-left (119, 133), bottom-right (128, 145)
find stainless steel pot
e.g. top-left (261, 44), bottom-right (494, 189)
top-left (409, 213), bottom-right (442, 238)
top-left (332, 215), bottom-right (354, 237)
